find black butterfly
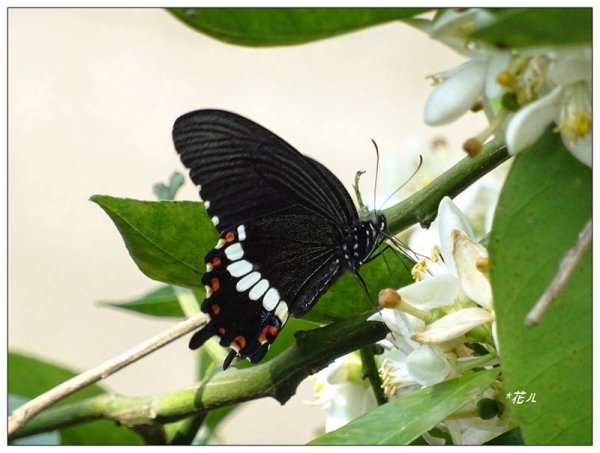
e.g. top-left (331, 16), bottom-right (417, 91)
top-left (173, 110), bottom-right (386, 369)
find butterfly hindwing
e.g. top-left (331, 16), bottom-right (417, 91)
top-left (193, 206), bottom-right (343, 364)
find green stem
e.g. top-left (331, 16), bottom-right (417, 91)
top-left (10, 312), bottom-right (388, 441)
top-left (359, 346), bottom-right (387, 405)
top-left (382, 141), bottom-right (509, 234)
top-left (354, 170), bottom-right (367, 210)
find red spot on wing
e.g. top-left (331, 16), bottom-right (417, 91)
top-left (258, 324), bottom-right (279, 344)
top-left (234, 335), bottom-right (247, 349)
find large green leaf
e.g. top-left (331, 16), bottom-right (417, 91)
top-left (91, 196), bottom-right (217, 290)
top-left (472, 8), bottom-right (591, 48)
top-left (8, 352), bottom-right (141, 445)
top-left (489, 128), bottom-right (592, 444)
top-left (168, 8), bottom-right (429, 46)
top-left (311, 368), bottom-right (499, 445)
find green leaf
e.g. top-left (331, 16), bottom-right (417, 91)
top-left (304, 247), bottom-right (414, 324)
top-left (91, 196), bottom-right (218, 289)
top-left (489, 128), bottom-right (592, 444)
top-left (472, 8), bottom-right (591, 48)
top-left (98, 285), bottom-right (186, 318)
top-left (168, 8), bottom-right (429, 46)
top-left (311, 368), bottom-right (499, 445)
top-left (8, 352), bottom-right (142, 445)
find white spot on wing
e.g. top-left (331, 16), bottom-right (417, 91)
top-left (225, 243), bottom-right (244, 261)
top-left (227, 259), bottom-right (252, 277)
top-left (275, 301), bottom-right (289, 323)
top-left (236, 271), bottom-right (261, 292)
top-left (237, 225), bottom-right (247, 241)
top-left (215, 238), bottom-right (226, 249)
top-left (204, 200), bottom-right (211, 209)
top-left (205, 285), bottom-right (213, 297)
top-left (249, 279), bottom-right (270, 301)
top-left (263, 287), bottom-right (280, 311)
top-left (211, 215), bottom-right (219, 226)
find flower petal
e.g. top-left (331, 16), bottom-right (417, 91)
top-left (505, 87), bottom-right (561, 154)
top-left (562, 130), bottom-right (591, 167)
top-left (406, 345), bottom-right (452, 386)
top-left (425, 60), bottom-right (487, 126)
top-left (410, 307), bottom-right (494, 344)
top-left (398, 274), bottom-right (460, 309)
top-left (438, 196), bottom-right (474, 277)
top-left (548, 52), bottom-right (591, 87)
top-left (451, 230), bottom-right (492, 309)
top-left (325, 382), bottom-right (376, 432)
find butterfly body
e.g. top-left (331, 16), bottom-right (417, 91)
top-left (173, 110), bottom-right (385, 368)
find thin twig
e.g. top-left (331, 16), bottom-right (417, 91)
top-left (8, 312), bottom-right (208, 437)
top-left (525, 219), bottom-right (592, 326)
top-left (359, 346), bottom-right (387, 405)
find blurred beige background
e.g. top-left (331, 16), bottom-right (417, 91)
top-left (8, 8), bottom-right (485, 444)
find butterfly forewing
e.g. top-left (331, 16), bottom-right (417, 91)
top-left (173, 110), bottom-right (358, 232)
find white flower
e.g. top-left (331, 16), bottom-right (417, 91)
top-left (380, 345), bottom-right (453, 398)
top-left (505, 52), bottom-right (592, 167)
top-left (422, 9), bottom-right (510, 127)
top-left (309, 354), bottom-right (377, 432)
top-left (424, 60), bottom-right (487, 126)
top-left (371, 196), bottom-right (498, 391)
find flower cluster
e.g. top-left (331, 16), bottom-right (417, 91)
top-left (368, 196), bottom-right (508, 444)
top-left (422, 9), bottom-right (591, 167)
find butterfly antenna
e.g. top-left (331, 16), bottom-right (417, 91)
top-left (374, 230), bottom-right (423, 275)
top-left (381, 246), bottom-right (394, 279)
top-left (380, 154), bottom-right (424, 211)
top-left (371, 139), bottom-right (380, 211)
